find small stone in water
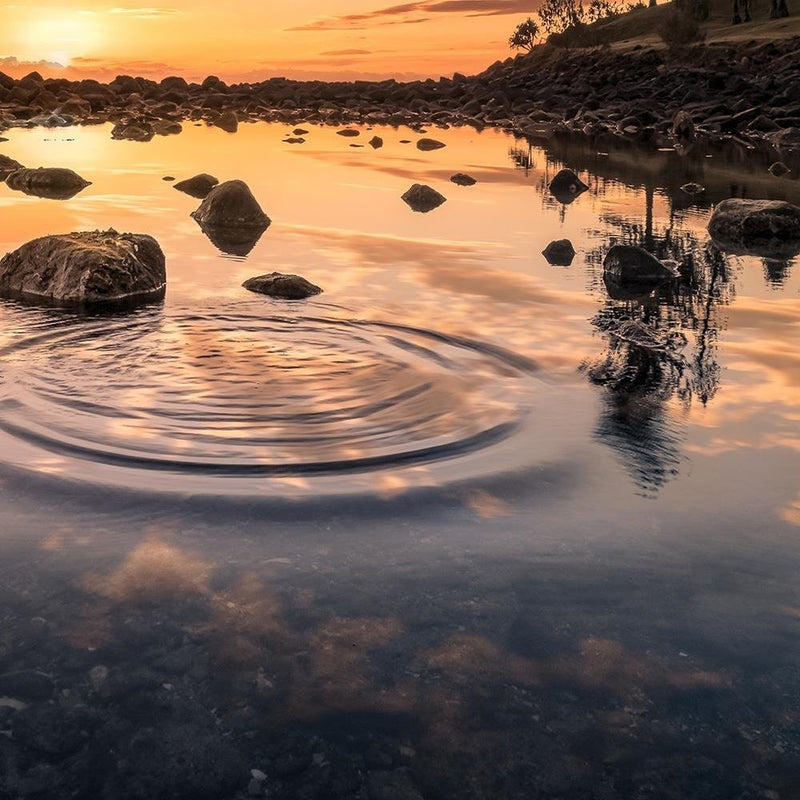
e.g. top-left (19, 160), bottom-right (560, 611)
top-left (250, 769), bottom-right (267, 781)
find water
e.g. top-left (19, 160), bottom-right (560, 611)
top-left (0, 122), bottom-right (799, 799)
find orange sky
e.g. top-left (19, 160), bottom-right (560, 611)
top-left (0, 1), bottom-right (542, 82)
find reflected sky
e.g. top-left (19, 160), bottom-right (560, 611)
top-left (1, 122), bottom-right (800, 799)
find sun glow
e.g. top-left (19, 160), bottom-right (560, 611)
top-left (20, 15), bottom-right (102, 66)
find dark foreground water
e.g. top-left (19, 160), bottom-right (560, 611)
top-left (0, 123), bottom-right (799, 800)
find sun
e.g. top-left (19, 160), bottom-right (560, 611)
top-left (21, 14), bottom-right (102, 66)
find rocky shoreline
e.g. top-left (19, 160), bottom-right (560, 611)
top-left (1, 37), bottom-right (799, 152)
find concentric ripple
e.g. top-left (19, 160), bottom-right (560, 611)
top-left (0, 306), bottom-right (551, 497)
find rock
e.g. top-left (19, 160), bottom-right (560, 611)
top-left (163, 176), bottom-right (175, 181)
top-left (337, 128), bottom-right (360, 137)
top-left (0, 229), bottom-right (166, 306)
top-left (548, 169), bottom-right (589, 204)
top-left (5, 167), bottom-right (91, 200)
top-left (401, 183), bottom-right (447, 213)
top-left (191, 180), bottom-right (270, 230)
top-left (708, 199), bottom-right (800, 258)
top-left (768, 161), bottom-right (791, 177)
top-left (284, 137), bottom-right (305, 144)
top-left (174, 173), bottom-right (219, 199)
top-left (111, 122), bottom-right (154, 142)
top-left (12, 705), bottom-right (90, 755)
top-left (680, 182), bottom-right (705, 196)
top-left (672, 110), bottom-right (694, 141)
top-left (243, 272), bottom-right (322, 299)
top-left (417, 138), bottom-right (446, 151)
top-left (293, 128), bottom-right (309, 135)
top-left (542, 239), bottom-right (576, 266)
top-left (368, 136), bottom-right (384, 149)
top-left (213, 110), bottom-right (239, 133)
top-left (152, 119), bottom-right (182, 136)
top-left (450, 173), bottom-right (477, 186)
top-left (602, 245), bottom-right (675, 296)
top-left (0, 153), bottom-right (25, 180)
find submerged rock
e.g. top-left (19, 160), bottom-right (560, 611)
top-left (0, 229), bottom-right (166, 306)
top-left (337, 129), bottom-right (360, 137)
top-left (191, 180), bottom-right (270, 230)
top-left (243, 272), bottom-right (322, 299)
top-left (542, 239), bottom-right (576, 266)
top-left (450, 173), bottom-right (477, 186)
top-left (401, 184), bottom-right (446, 213)
top-left (0, 153), bottom-right (25, 180)
top-left (603, 245), bottom-right (675, 298)
top-left (548, 169), bottom-right (589, 204)
top-left (174, 173), bottom-right (219, 199)
top-left (213, 110), bottom-right (238, 133)
top-left (417, 138), bottom-right (446, 151)
top-left (368, 136), bottom-right (384, 149)
top-left (768, 161), bottom-right (791, 178)
top-left (5, 167), bottom-right (91, 200)
top-left (708, 199), bottom-right (800, 258)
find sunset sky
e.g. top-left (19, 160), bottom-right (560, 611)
top-left (0, 1), bottom-right (542, 82)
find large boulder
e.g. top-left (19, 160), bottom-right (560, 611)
top-left (548, 169), bottom-right (589, 204)
top-left (190, 180), bottom-right (270, 230)
top-left (174, 173), bottom-right (219, 199)
top-left (5, 167), bottom-right (91, 200)
top-left (0, 230), bottom-right (166, 306)
top-left (243, 272), bottom-right (322, 299)
top-left (401, 184), bottom-right (446, 213)
top-left (708, 199), bottom-right (800, 258)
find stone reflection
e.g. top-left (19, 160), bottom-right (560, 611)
top-left (583, 233), bottom-right (732, 495)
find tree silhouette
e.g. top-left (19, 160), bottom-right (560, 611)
top-left (508, 18), bottom-right (540, 51)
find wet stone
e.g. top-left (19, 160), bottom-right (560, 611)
top-left (416, 138), bottom-right (446, 151)
top-left (173, 173), bottom-right (219, 199)
top-left (337, 129), bottom-right (360, 137)
top-left (12, 704), bottom-right (91, 755)
top-left (243, 272), bottom-right (322, 300)
top-left (450, 172), bottom-right (476, 186)
top-left (401, 183), bottom-right (447, 213)
top-left (542, 239), bottom-right (576, 266)
top-left (548, 169), bottom-right (589, 204)
top-left (0, 671), bottom-right (54, 702)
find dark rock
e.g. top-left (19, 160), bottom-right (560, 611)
top-left (708, 198), bottom-right (800, 258)
top-left (5, 167), bottom-right (91, 200)
top-left (163, 176), bottom-right (175, 181)
top-left (284, 137), bottom-right (305, 144)
top-left (337, 128), bottom-right (360, 137)
top-left (450, 172), bottom-right (477, 186)
top-left (549, 169), bottom-right (589, 204)
top-left (111, 122), bottom-right (154, 142)
top-left (213, 110), bottom-right (239, 133)
top-left (603, 245), bottom-right (675, 296)
top-left (152, 119), bottom-right (182, 136)
top-left (190, 180), bottom-right (270, 230)
top-left (680, 182), bottom-right (705, 196)
top-left (0, 229), bottom-right (166, 306)
top-left (417, 138), bottom-right (446, 151)
top-left (0, 153), bottom-right (25, 180)
top-left (174, 173), bottom-right (219, 199)
top-left (672, 110), bottom-right (694, 141)
top-left (243, 272), bottom-right (322, 299)
top-left (402, 183), bottom-right (447, 213)
top-left (768, 161), bottom-right (791, 177)
top-left (542, 239), bottom-right (576, 266)
top-left (12, 705), bottom-right (90, 755)
top-left (293, 128), bottom-right (309, 135)
top-left (368, 136), bottom-right (384, 149)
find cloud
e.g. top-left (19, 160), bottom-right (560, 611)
top-left (289, 0), bottom-right (540, 30)
top-left (0, 56), bottom-right (66, 73)
top-left (108, 6), bottom-right (181, 19)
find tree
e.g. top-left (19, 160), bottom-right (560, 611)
top-left (537, 0), bottom-right (585, 34)
top-left (508, 17), bottom-right (540, 51)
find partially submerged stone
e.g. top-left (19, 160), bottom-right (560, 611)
top-left (680, 182), bottom-right (705, 196)
top-left (417, 138), bottom-right (446, 151)
top-left (548, 169), bottom-right (589, 204)
top-left (401, 184), bottom-right (446, 213)
top-left (450, 173), bottom-right (477, 186)
top-left (602, 245), bottom-right (675, 298)
top-left (0, 230), bottom-right (166, 306)
top-left (173, 173), bottom-right (219, 199)
top-left (368, 136), bottom-right (384, 149)
top-left (243, 272), bottom-right (322, 300)
top-left (336, 129), bottom-right (360, 137)
top-left (542, 239), bottom-right (576, 266)
top-left (672, 110), bottom-right (694, 142)
top-left (768, 161), bottom-right (791, 178)
top-left (5, 167), bottom-right (91, 200)
top-left (111, 122), bottom-right (154, 142)
top-left (191, 180), bottom-right (270, 230)
top-left (213, 110), bottom-right (238, 133)
top-left (708, 198), bottom-right (800, 258)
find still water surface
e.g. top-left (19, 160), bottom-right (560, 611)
top-left (0, 122), bottom-right (799, 798)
